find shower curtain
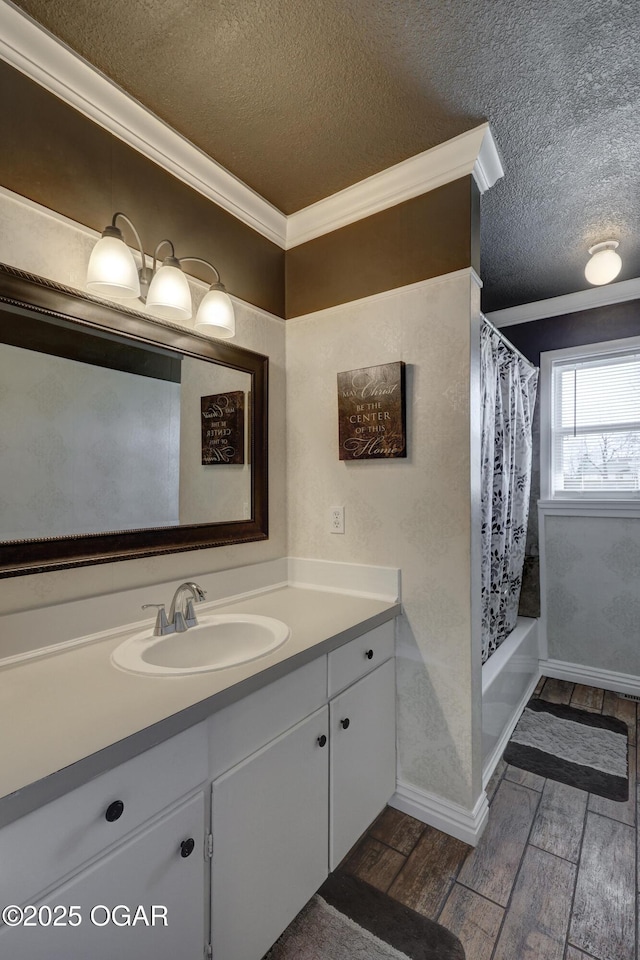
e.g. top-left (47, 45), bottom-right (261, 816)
top-left (481, 320), bottom-right (538, 664)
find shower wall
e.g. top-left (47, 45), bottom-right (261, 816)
top-left (501, 298), bottom-right (640, 682)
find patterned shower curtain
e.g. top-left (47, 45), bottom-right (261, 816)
top-left (481, 320), bottom-right (538, 664)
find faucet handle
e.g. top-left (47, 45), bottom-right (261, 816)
top-left (141, 603), bottom-right (172, 637)
top-left (173, 610), bottom-right (188, 633)
top-left (184, 599), bottom-right (199, 628)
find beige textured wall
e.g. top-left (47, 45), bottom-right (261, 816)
top-left (0, 189), bottom-right (286, 617)
top-left (286, 271), bottom-right (483, 809)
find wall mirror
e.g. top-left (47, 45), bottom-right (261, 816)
top-left (0, 263), bottom-right (268, 577)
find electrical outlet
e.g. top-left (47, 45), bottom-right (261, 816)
top-left (330, 506), bottom-right (345, 534)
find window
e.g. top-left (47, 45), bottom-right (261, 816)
top-left (541, 338), bottom-right (640, 499)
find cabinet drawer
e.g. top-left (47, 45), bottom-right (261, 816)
top-left (327, 620), bottom-right (394, 697)
top-left (209, 656), bottom-right (326, 779)
top-left (0, 791), bottom-right (207, 960)
top-left (0, 721), bottom-right (208, 909)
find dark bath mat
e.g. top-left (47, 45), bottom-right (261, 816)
top-left (264, 872), bottom-right (465, 960)
top-left (504, 698), bottom-right (629, 801)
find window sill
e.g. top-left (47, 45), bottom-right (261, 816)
top-left (538, 499), bottom-right (640, 518)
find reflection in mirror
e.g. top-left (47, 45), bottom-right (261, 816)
top-left (0, 262), bottom-right (268, 579)
top-left (181, 360), bottom-right (251, 525)
top-left (0, 311), bottom-right (252, 542)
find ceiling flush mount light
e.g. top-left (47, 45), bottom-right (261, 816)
top-left (584, 240), bottom-right (622, 286)
top-left (86, 212), bottom-right (235, 337)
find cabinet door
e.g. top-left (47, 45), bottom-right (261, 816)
top-left (211, 706), bottom-right (329, 960)
top-left (0, 792), bottom-right (207, 960)
top-left (330, 657), bottom-right (396, 869)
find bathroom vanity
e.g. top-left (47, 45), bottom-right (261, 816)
top-left (0, 585), bottom-right (399, 960)
top-left (0, 268), bottom-right (400, 958)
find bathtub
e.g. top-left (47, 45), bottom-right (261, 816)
top-left (482, 617), bottom-right (540, 787)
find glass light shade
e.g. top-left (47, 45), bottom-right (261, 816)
top-left (194, 287), bottom-right (236, 339)
top-left (585, 244), bottom-right (622, 286)
top-left (86, 236), bottom-right (140, 298)
top-left (146, 263), bottom-right (192, 321)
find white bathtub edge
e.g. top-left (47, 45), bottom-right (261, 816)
top-left (482, 616), bottom-right (537, 694)
top-left (482, 617), bottom-right (540, 787)
top-left (482, 670), bottom-right (540, 789)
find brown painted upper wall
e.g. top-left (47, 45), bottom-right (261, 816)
top-left (1, 59), bottom-right (479, 322)
top-left (0, 61), bottom-right (285, 318)
top-left (285, 177), bottom-right (479, 318)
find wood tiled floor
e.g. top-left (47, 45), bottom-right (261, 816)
top-left (339, 678), bottom-right (639, 960)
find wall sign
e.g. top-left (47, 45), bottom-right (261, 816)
top-left (201, 391), bottom-right (245, 464)
top-left (337, 362), bottom-right (406, 460)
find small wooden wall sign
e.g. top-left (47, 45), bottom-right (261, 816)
top-left (337, 361), bottom-right (406, 460)
top-left (201, 391), bottom-right (245, 465)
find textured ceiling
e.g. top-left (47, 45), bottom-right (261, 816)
top-left (9, 0), bottom-right (640, 311)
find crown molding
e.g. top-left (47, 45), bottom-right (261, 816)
top-left (0, 1), bottom-right (288, 247)
top-left (0, 3), bottom-right (503, 253)
top-left (285, 123), bottom-right (503, 249)
top-left (486, 277), bottom-right (640, 328)
top-left (473, 126), bottom-right (504, 193)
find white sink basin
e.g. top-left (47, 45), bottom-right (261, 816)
top-left (111, 614), bottom-right (290, 676)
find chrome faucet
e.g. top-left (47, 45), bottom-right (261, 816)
top-left (142, 581), bottom-right (207, 636)
top-left (168, 581), bottom-right (207, 632)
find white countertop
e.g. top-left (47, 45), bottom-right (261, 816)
top-left (0, 585), bottom-right (399, 826)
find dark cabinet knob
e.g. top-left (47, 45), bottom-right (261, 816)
top-left (105, 800), bottom-right (124, 822)
top-left (180, 838), bottom-right (195, 858)
top-left (317, 734), bottom-right (327, 747)
top-left (365, 649), bottom-right (374, 660)
top-left (340, 718), bottom-right (350, 730)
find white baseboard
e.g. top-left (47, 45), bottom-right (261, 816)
top-left (482, 670), bottom-right (541, 790)
top-left (390, 781), bottom-right (489, 847)
top-left (540, 659), bottom-right (640, 697)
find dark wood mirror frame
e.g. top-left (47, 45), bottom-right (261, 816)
top-left (0, 263), bottom-right (268, 578)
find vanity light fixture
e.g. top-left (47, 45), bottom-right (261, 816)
top-left (584, 240), bottom-right (622, 286)
top-left (86, 212), bottom-right (235, 337)
top-left (86, 213), bottom-right (149, 300)
top-left (146, 240), bottom-right (192, 322)
top-left (180, 257), bottom-right (236, 339)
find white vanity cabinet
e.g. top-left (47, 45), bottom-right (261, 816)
top-left (208, 619), bottom-right (397, 960)
top-left (0, 722), bottom-right (209, 960)
top-left (329, 657), bottom-right (397, 869)
top-left (0, 791), bottom-right (207, 960)
top-left (0, 616), bottom-right (397, 960)
top-left (0, 722), bottom-right (209, 914)
top-left (211, 708), bottom-right (330, 960)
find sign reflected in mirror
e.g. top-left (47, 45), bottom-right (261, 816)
top-left (0, 264), bottom-right (268, 577)
top-left (201, 391), bottom-right (245, 466)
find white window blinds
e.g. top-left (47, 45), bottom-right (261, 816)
top-left (551, 348), bottom-right (640, 497)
